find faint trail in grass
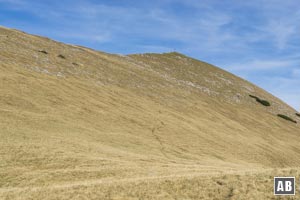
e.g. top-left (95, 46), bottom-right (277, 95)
top-left (0, 168), bottom-right (273, 193)
top-left (151, 121), bottom-right (168, 158)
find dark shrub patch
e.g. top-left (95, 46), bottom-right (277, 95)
top-left (249, 95), bottom-right (271, 106)
top-left (249, 94), bottom-right (258, 100)
top-left (296, 113), bottom-right (300, 117)
top-left (38, 50), bottom-right (48, 54)
top-left (58, 54), bottom-right (66, 59)
top-left (256, 99), bottom-right (271, 106)
top-left (277, 114), bottom-right (297, 123)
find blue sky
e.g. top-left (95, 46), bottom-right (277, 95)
top-left (0, 0), bottom-right (299, 110)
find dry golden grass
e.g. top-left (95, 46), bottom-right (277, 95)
top-left (0, 26), bottom-right (300, 199)
top-left (2, 168), bottom-right (300, 199)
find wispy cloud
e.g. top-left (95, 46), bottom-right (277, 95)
top-left (263, 76), bottom-right (300, 110)
top-left (265, 20), bottom-right (296, 50)
top-left (0, 0), bottom-right (24, 4)
top-left (227, 59), bottom-right (299, 71)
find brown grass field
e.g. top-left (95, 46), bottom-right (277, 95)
top-left (1, 26), bottom-right (300, 199)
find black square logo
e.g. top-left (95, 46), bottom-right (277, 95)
top-left (274, 177), bottom-right (295, 195)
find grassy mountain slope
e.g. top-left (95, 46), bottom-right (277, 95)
top-left (0, 26), bottom-right (300, 199)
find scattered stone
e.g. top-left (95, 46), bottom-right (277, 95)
top-left (38, 50), bottom-right (48, 54)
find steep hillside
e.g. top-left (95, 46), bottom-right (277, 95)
top-left (0, 26), bottom-right (300, 199)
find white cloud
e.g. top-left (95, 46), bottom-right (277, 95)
top-left (292, 69), bottom-right (300, 78)
top-left (227, 59), bottom-right (299, 72)
top-left (264, 76), bottom-right (300, 110)
top-left (258, 16), bottom-right (300, 50)
top-left (63, 33), bottom-right (111, 43)
top-left (0, 0), bottom-right (23, 3)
